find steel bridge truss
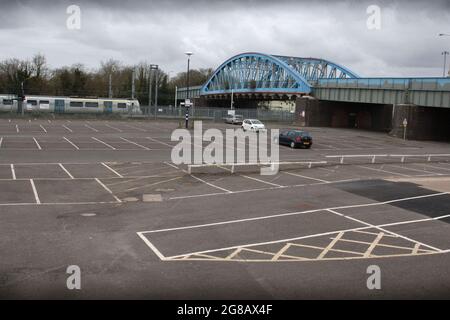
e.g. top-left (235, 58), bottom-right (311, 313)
top-left (201, 52), bottom-right (359, 96)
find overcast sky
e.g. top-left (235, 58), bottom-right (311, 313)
top-left (1, 0), bottom-right (449, 77)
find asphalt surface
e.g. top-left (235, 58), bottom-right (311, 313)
top-left (0, 117), bottom-right (449, 299)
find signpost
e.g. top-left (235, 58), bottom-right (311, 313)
top-left (180, 99), bottom-right (193, 129)
top-left (402, 118), bottom-right (408, 140)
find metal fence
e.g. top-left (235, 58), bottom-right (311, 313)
top-left (137, 106), bottom-right (296, 122)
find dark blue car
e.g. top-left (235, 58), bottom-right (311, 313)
top-left (278, 129), bottom-right (313, 149)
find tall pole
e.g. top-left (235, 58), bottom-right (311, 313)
top-left (442, 51), bottom-right (449, 77)
top-left (154, 67), bottom-right (159, 120)
top-left (148, 69), bottom-right (152, 116)
top-left (131, 69), bottom-right (135, 100)
top-left (175, 86), bottom-right (178, 108)
top-left (149, 64), bottom-right (159, 119)
top-left (186, 57), bottom-right (191, 100)
top-left (108, 73), bottom-right (112, 98)
top-left (231, 89), bottom-right (234, 110)
top-left (185, 52), bottom-right (193, 129)
top-left (20, 81), bottom-right (25, 116)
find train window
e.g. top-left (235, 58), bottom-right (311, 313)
top-left (39, 100), bottom-right (50, 105)
top-left (85, 102), bottom-right (99, 108)
top-left (103, 101), bottom-right (112, 107)
top-left (27, 100), bottom-right (37, 105)
top-left (70, 101), bottom-right (83, 108)
top-left (2, 99), bottom-right (13, 105)
top-left (117, 103), bottom-right (127, 109)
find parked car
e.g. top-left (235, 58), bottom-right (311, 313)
top-left (225, 114), bottom-right (243, 124)
top-left (242, 119), bottom-right (266, 132)
top-left (277, 129), bottom-right (312, 148)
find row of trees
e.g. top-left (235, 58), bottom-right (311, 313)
top-left (0, 54), bottom-right (214, 106)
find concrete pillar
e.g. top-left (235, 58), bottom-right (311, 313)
top-left (295, 96), bottom-right (333, 127)
top-left (390, 104), bottom-right (450, 140)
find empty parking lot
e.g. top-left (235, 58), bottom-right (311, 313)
top-left (0, 118), bottom-right (449, 299)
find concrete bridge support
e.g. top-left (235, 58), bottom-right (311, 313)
top-left (390, 104), bottom-right (450, 141)
top-left (295, 96), bottom-right (392, 131)
top-left (296, 97), bottom-right (450, 141)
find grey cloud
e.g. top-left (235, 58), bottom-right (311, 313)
top-left (0, 0), bottom-right (449, 77)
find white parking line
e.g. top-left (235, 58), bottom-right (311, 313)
top-left (421, 163), bottom-right (450, 172)
top-left (167, 178), bottom-right (362, 201)
top-left (119, 137), bottom-right (150, 150)
top-left (143, 191), bottom-right (449, 235)
top-left (63, 137), bottom-right (79, 150)
top-left (105, 124), bottom-right (123, 132)
top-left (163, 162), bottom-right (181, 170)
top-left (62, 125), bottom-right (73, 133)
top-left (123, 123), bottom-right (147, 132)
top-left (190, 174), bottom-right (233, 193)
top-left (241, 175), bottom-right (283, 187)
top-left (120, 176), bottom-right (182, 193)
top-left (145, 213), bottom-right (450, 261)
top-left (0, 137), bottom-right (3, 148)
top-left (84, 123), bottom-right (99, 132)
top-left (30, 179), bottom-right (41, 204)
top-left (326, 208), bottom-right (444, 252)
top-left (15, 124), bottom-right (19, 133)
top-left (101, 162), bottom-right (123, 178)
top-left (358, 165), bottom-right (411, 177)
top-left (92, 137), bottom-right (116, 150)
top-left (10, 164), bottom-right (16, 180)
top-left (33, 137), bottom-right (42, 150)
top-left (317, 232), bottom-right (345, 259)
top-left (95, 178), bottom-right (122, 203)
top-left (137, 232), bottom-right (167, 261)
top-left (39, 125), bottom-right (47, 133)
top-left (146, 136), bottom-right (173, 147)
top-left (388, 164), bottom-right (441, 176)
top-left (59, 163), bottom-right (74, 179)
top-left (285, 171), bottom-right (330, 183)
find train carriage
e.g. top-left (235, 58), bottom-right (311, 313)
top-left (0, 95), bottom-right (141, 115)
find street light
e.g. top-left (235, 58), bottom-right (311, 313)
top-left (108, 66), bottom-right (115, 98)
top-left (442, 51), bottom-right (449, 77)
top-left (184, 52), bottom-right (193, 129)
top-left (185, 52), bottom-right (193, 101)
top-left (438, 34), bottom-right (450, 77)
top-left (149, 64), bottom-right (159, 119)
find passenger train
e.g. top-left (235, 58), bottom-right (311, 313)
top-left (0, 95), bottom-right (142, 115)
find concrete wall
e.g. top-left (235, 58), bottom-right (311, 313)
top-left (295, 97), bottom-right (392, 131)
top-left (390, 104), bottom-right (450, 141)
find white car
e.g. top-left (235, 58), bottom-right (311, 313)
top-left (242, 119), bottom-right (266, 132)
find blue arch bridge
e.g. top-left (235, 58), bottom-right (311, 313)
top-left (177, 52), bottom-right (450, 140)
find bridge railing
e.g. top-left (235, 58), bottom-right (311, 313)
top-left (315, 78), bottom-right (450, 91)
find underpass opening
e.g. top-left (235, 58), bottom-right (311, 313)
top-left (296, 97), bottom-right (393, 132)
top-left (390, 104), bottom-right (450, 141)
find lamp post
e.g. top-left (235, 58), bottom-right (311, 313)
top-left (184, 52), bottom-right (193, 129)
top-left (185, 52), bottom-right (193, 101)
top-left (442, 51), bottom-right (449, 77)
top-left (149, 64), bottom-right (159, 119)
top-left (438, 34), bottom-right (450, 77)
